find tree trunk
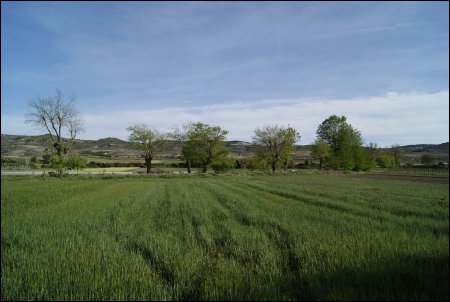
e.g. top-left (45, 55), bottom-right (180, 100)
top-left (271, 162), bottom-right (276, 173)
top-left (187, 160), bottom-right (191, 174)
top-left (319, 159), bottom-right (323, 171)
top-left (202, 160), bottom-right (208, 173)
top-left (146, 159), bottom-right (152, 174)
top-left (54, 141), bottom-right (63, 157)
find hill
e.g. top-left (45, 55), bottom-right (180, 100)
top-left (1, 134), bottom-right (256, 159)
top-left (1, 134), bottom-right (448, 163)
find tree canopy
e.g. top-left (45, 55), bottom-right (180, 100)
top-left (316, 115), bottom-right (372, 171)
top-left (187, 122), bottom-right (229, 173)
top-left (126, 124), bottom-right (167, 173)
top-left (311, 140), bottom-right (331, 170)
top-left (253, 125), bottom-right (300, 173)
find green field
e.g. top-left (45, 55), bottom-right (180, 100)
top-left (1, 173), bottom-right (448, 300)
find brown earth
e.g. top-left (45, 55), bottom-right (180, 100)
top-left (349, 173), bottom-right (449, 184)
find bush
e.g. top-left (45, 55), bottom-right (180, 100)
top-left (42, 154), bottom-right (52, 164)
top-left (244, 156), bottom-right (269, 171)
top-left (211, 157), bottom-right (237, 173)
top-left (376, 155), bottom-right (396, 168)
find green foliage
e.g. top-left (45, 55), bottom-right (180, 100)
top-left (49, 155), bottom-right (66, 175)
top-left (253, 125), bottom-right (300, 173)
top-left (186, 122), bottom-right (229, 173)
top-left (352, 145), bottom-right (375, 171)
top-left (376, 155), bottom-right (396, 168)
top-left (211, 157), bottom-right (237, 173)
top-left (311, 140), bottom-right (331, 170)
top-left (316, 115), bottom-right (369, 171)
top-left (65, 156), bottom-right (88, 173)
top-left (42, 154), bottom-right (52, 164)
top-left (1, 175), bottom-right (448, 300)
top-left (126, 124), bottom-right (168, 173)
top-left (244, 156), bottom-right (270, 171)
top-left (316, 115), bottom-right (347, 152)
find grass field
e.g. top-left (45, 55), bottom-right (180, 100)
top-left (1, 173), bottom-right (448, 300)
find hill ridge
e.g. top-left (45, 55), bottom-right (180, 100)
top-left (1, 133), bottom-right (448, 162)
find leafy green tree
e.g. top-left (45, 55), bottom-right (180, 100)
top-left (353, 145), bottom-right (375, 171)
top-left (316, 115), bottom-right (347, 153)
top-left (170, 122), bottom-right (197, 173)
top-left (253, 125), bottom-right (300, 173)
top-left (316, 115), bottom-right (369, 171)
top-left (50, 155), bottom-right (66, 176)
top-left (188, 122), bottom-right (229, 173)
top-left (126, 124), bottom-right (168, 173)
top-left (335, 124), bottom-right (363, 170)
top-left (311, 140), bottom-right (331, 170)
top-left (66, 156), bottom-right (87, 175)
top-left (376, 155), bottom-right (396, 168)
top-left (421, 153), bottom-right (436, 167)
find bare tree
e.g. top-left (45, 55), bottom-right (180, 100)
top-left (25, 89), bottom-right (84, 157)
top-left (126, 124), bottom-right (168, 173)
top-left (391, 144), bottom-right (404, 167)
top-left (366, 142), bottom-right (378, 159)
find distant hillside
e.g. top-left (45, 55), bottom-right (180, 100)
top-left (1, 134), bottom-right (448, 163)
top-left (1, 134), bottom-right (257, 159)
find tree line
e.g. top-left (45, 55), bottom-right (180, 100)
top-left (24, 89), bottom-right (442, 175)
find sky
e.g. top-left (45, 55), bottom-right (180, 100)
top-left (1, 1), bottom-right (449, 146)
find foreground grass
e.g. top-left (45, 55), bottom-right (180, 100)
top-left (1, 173), bottom-right (448, 300)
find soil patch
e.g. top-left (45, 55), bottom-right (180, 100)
top-left (350, 173), bottom-right (449, 184)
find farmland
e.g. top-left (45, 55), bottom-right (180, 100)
top-left (1, 172), bottom-right (448, 300)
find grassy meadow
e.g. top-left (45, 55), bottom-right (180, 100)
top-left (1, 173), bottom-right (448, 300)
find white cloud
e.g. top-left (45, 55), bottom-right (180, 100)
top-left (2, 91), bottom-right (448, 146)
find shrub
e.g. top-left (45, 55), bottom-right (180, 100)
top-left (376, 155), bottom-right (396, 168)
top-left (211, 157), bottom-right (237, 173)
top-left (245, 156), bottom-right (269, 171)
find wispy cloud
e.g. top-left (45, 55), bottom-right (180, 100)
top-left (2, 2), bottom-right (448, 147)
top-left (3, 91), bottom-right (447, 147)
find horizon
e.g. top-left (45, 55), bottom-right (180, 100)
top-left (1, 2), bottom-right (449, 146)
top-left (1, 132), bottom-right (448, 149)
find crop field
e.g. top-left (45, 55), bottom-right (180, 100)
top-left (1, 173), bottom-right (448, 301)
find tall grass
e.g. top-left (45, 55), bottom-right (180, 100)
top-left (1, 174), bottom-right (448, 300)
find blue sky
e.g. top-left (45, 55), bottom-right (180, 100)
top-left (1, 1), bottom-right (448, 145)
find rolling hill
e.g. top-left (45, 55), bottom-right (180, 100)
top-left (1, 134), bottom-right (448, 163)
